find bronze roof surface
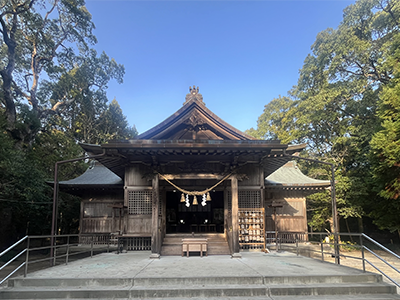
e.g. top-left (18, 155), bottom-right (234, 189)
top-left (265, 161), bottom-right (331, 189)
top-left (58, 163), bottom-right (123, 188)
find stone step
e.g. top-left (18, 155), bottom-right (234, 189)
top-left (161, 234), bottom-right (230, 256)
top-left (161, 245), bottom-right (230, 255)
top-left (269, 282), bottom-right (396, 296)
top-left (6, 297), bottom-right (400, 300)
top-left (1, 282), bottom-right (398, 299)
top-left (0, 285), bottom-right (268, 299)
top-left (272, 296), bottom-right (400, 300)
top-left (263, 274), bottom-right (382, 284)
top-left (6, 274), bottom-right (383, 288)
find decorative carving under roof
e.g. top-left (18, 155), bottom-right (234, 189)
top-left (184, 85), bottom-right (204, 105)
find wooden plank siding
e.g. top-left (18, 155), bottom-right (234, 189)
top-left (126, 215), bottom-right (152, 234)
top-left (125, 165), bottom-right (152, 186)
top-left (79, 190), bottom-right (124, 234)
top-left (265, 189), bottom-right (308, 233)
top-left (81, 218), bottom-right (115, 233)
top-left (238, 165), bottom-right (263, 187)
top-left (266, 216), bottom-right (307, 233)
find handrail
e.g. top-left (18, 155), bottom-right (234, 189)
top-left (0, 263), bottom-right (25, 285)
top-left (365, 259), bottom-right (400, 288)
top-left (0, 236), bottom-right (28, 257)
top-left (362, 233), bottom-right (400, 260)
top-left (265, 231), bottom-right (400, 289)
top-left (0, 249), bottom-right (27, 271)
top-left (0, 233), bottom-right (117, 287)
top-left (364, 246), bottom-right (400, 274)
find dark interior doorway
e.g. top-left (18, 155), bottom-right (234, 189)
top-left (166, 191), bottom-right (224, 233)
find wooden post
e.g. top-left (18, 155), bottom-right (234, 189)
top-left (231, 175), bottom-right (241, 258)
top-left (150, 175), bottom-right (160, 259)
top-left (223, 183), bottom-right (229, 238)
top-left (259, 166), bottom-right (266, 252)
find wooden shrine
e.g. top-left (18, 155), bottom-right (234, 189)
top-left (59, 86), bottom-right (330, 257)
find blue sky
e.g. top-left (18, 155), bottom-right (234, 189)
top-left (85, 0), bottom-right (354, 134)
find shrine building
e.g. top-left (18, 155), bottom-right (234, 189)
top-left (59, 86), bottom-right (330, 257)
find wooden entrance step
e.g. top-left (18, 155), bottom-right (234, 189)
top-left (161, 233), bottom-right (230, 256)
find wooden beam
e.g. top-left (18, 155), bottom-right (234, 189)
top-left (159, 173), bottom-right (246, 180)
top-left (160, 173), bottom-right (224, 180)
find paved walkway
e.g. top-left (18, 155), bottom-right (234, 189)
top-left (23, 251), bottom-right (366, 279)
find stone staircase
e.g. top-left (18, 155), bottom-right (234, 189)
top-left (1, 274), bottom-right (400, 299)
top-left (161, 233), bottom-right (230, 256)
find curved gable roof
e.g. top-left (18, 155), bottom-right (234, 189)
top-left (137, 93), bottom-right (256, 141)
top-left (58, 163), bottom-right (123, 188)
top-left (265, 161), bottom-right (331, 189)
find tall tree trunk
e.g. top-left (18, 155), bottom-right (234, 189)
top-left (345, 218), bottom-right (353, 242)
top-left (358, 217), bottom-right (364, 233)
top-left (0, 11), bottom-right (18, 136)
top-left (0, 70), bottom-right (17, 132)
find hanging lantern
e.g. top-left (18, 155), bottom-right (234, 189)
top-left (206, 192), bottom-right (212, 201)
top-left (180, 193), bottom-right (185, 202)
top-left (192, 195), bottom-right (198, 205)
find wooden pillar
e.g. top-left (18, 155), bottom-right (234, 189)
top-left (150, 175), bottom-right (160, 259)
top-left (259, 166), bottom-right (266, 251)
top-left (231, 175), bottom-right (241, 257)
top-left (223, 183), bottom-right (229, 238)
top-left (161, 190), bottom-right (167, 241)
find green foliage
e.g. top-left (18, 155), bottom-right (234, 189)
top-left (0, 116), bottom-right (52, 239)
top-left (251, 0), bottom-right (400, 233)
top-left (247, 96), bottom-right (299, 143)
top-left (0, 1), bottom-right (136, 246)
top-left (95, 99), bottom-right (138, 143)
top-left (0, 0), bottom-right (132, 147)
top-left (369, 31), bottom-right (400, 232)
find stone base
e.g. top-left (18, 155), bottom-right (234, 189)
top-left (149, 253), bottom-right (160, 259)
top-left (231, 252), bottom-right (242, 259)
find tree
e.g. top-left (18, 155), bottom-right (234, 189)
top-left (0, 0), bottom-right (126, 146)
top-left (249, 0), bottom-right (400, 233)
top-left (95, 98), bottom-right (138, 144)
top-left (39, 49), bottom-right (126, 144)
top-left (0, 0), bottom-right (136, 244)
top-left (369, 31), bottom-right (400, 234)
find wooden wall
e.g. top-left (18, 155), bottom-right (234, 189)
top-left (238, 164), bottom-right (263, 187)
top-left (265, 190), bottom-right (307, 233)
top-left (126, 215), bottom-right (152, 234)
top-left (124, 164), bottom-right (155, 236)
top-left (125, 165), bottom-right (152, 187)
top-left (80, 190), bottom-right (124, 234)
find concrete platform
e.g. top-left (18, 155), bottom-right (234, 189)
top-left (1, 251), bottom-right (400, 299)
top-left (14, 251), bottom-right (371, 278)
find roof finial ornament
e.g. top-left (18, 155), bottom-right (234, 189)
top-left (190, 85), bottom-right (199, 95)
top-left (184, 85), bottom-right (204, 105)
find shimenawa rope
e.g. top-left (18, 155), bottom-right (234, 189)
top-left (158, 172), bottom-right (233, 196)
